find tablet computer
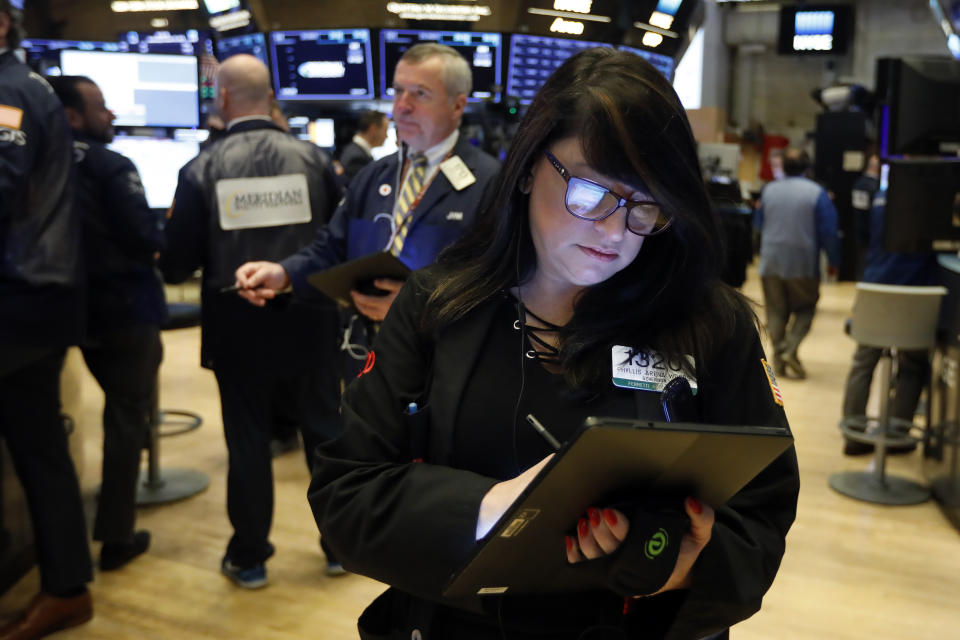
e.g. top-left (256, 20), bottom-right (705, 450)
top-left (442, 417), bottom-right (793, 599)
top-left (306, 251), bottom-right (411, 307)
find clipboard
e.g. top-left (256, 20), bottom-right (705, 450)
top-left (306, 251), bottom-right (411, 307)
top-left (442, 417), bottom-right (793, 599)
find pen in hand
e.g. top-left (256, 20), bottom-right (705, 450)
top-left (526, 414), bottom-right (562, 451)
top-left (219, 283), bottom-right (242, 294)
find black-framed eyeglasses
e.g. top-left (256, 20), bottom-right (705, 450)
top-left (542, 149), bottom-right (671, 237)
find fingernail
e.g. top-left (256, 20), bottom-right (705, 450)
top-left (603, 508), bottom-right (618, 527)
top-left (578, 518), bottom-right (589, 538)
top-left (588, 507), bottom-right (601, 527)
top-left (565, 535), bottom-right (573, 552)
top-left (688, 497), bottom-right (703, 514)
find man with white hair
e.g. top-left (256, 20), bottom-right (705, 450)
top-left (234, 43), bottom-right (500, 324)
top-left (159, 54), bottom-right (342, 589)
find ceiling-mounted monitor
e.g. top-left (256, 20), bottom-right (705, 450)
top-left (380, 29), bottom-right (502, 102)
top-left (216, 32), bottom-right (268, 65)
top-left (19, 39), bottom-right (130, 76)
top-left (777, 4), bottom-right (853, 55)
top-left (618, 44), bottom-right (675, 81)
top-left (269, 29), bottom-right (374, 100)
top-left (506, 34), bottom-right (611, 104)
top-left (60, 50), bottom-right (200, 128)
top-left (123, 30), bottom-right (214, 57)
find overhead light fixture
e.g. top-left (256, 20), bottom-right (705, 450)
top-left (150, 17), bottom-right (170, 27)
top-left (528, 8), bottom-right (611, 23)
top-left (649, 11), bottom-right (674, 30)
top-left (209, 9), bottom-right (252, 31)
top-left (553, 0), bottom-right (591, 12)
top-left (111, 0), bottom-right (198, 10)
top-left (633, 22), bottom-right (679, 38)
top-left (642, 32), bottom-right (664, 47)
top-left (550, 17), bottom-right (584, 35)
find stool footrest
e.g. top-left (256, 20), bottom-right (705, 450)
top-left (156, 409), bottom-right (203, 437)
top-left (839, 415), bottom-right (921, 447)
top-left (829, 471), bottom-right (930, 505)
top-left (136, 468), bottom-right (209, 506)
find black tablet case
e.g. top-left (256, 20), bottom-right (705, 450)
top-left (306, 251), bottom-right (410, 307)
top-left (442, 418), bottom-right (793, 598)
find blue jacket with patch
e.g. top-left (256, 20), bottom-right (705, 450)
top-left (281, 134), bottom-right (500, 298)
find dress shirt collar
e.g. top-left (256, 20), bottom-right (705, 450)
top-left (352, 134), bottom-right (373, 156)
top-left (412, 128), bottom-right (459, 168)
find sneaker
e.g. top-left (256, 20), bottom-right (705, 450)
top-left (221, 558), bottom-right (268, 589)
top-left (325, 560), bottom-right (347, 577)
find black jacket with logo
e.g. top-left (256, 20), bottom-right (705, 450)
top-left (159, 119), bottom-right (342, 373)
top-left (0, 50), bottom-right (84, 347)
top-left (73, 134), bottom-right (166, 332)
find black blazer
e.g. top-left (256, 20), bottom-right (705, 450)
top-left (338, 140), bottom-right (373, 187)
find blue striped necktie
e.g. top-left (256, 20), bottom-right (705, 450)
top-left (391, 153), bottom-right (428, 256)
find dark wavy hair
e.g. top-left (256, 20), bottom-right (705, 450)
top-left (424, 48), bottom-right (752, 390)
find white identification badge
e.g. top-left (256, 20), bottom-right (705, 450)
top-left (216, 174), bottom-right (312, 231)
top-left (611, 345), bottom-right (697, 394)
top-left (439, 155), bottom-right (476, 191)
top-left (851, 189), bottom-right (870, 211)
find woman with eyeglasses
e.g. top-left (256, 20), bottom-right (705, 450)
top-left (309, 48), bottom-right (799, 640)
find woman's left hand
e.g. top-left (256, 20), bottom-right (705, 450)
top-left (566, 497), bottom-right (715, 595)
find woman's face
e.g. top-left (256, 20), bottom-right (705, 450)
top-left (526, 136), bottom-right (648, 292)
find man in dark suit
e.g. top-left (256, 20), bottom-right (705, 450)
top-left (337, 109), bottom-right (388, 187)
top-left (49, 75), bottom-right (165, 572)
top-left (234, 43), bottom-right (500, 324)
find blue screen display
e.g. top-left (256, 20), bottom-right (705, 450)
top-left (618, 45), bottom-right (675, 81)
top-left (380, 29), bottom-right (502, 102)
top-left (123, 30), bottom-right (214, 57)
top-left (270, 29), bottom-right (374, 100)
top-left (20, 39), bottom-right (130, 76)
top-left (216, 32), bottom-right (268, 65)
top-left (507, 34), bottom-right (610, 104)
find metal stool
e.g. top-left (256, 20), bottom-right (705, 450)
top-left (136, 302), bottom-right (209, 505)
top-left (830, 283), bottom-right (947, 505)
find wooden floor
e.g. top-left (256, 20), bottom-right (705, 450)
top-left (1, 269), bottom-right (958, 639)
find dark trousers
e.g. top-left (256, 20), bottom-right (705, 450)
top-left (214, 365), bottom-right (339, 567)
top-left (842, 345), bottom-right (930, 421)
top-left (81, 324), bottom-right (162, 542)
top-left (760, 275), bottom-right (820, 363)
top-left (0, 346), bottom-right (92, 594)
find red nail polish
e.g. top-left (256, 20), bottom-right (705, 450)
top-left (588, 507), bottom-right (601, 527)
top-left (603, 508), bottom-right (618, 527)
top-left (578, 518), bottom-right (589, 537)
top-left (688, 497), bottom-right (703, 514)
top-left (565, 535), bottom-right (573, 552)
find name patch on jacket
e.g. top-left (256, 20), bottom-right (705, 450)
top-left (216, 173), bottom-right (312, 230)
top-left (611, 345), bottom-right (697, 393)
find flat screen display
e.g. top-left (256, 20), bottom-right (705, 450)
top-left (20, 38), bottom-right (129, 76)
top-left (380, 29), bottom-right (502, 101)
top-left (311, 118), bottom-right (336, 149)
top-left (618, 44), bottom-right (675, 80)
top-left (106, 136), bottom-right (200, 209)
top-left (123, 30), bottom-right (213, 57)
top-left (216, 32), bottom-right (268, 65)
top-left (777, 5), bottom-right (853, 55)
top-left (269, 29), bottom-right (374, 100)
top-left (507, 34), bottom-right (610, 104)
top-left (60, 50), bottom-right (200, 128)
top-left (203, 0), bottom-right (240, 14)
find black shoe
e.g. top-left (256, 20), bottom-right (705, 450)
top-left (100, 530), bottom-right (151, 571)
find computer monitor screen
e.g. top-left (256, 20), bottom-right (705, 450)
top-left (20, 38), bottom-right (130, 76)
top-left (372, 124), bottom-right (399, 161)
top-left (380, 29), bottom-right (502, 101)
top-left (777, 5), bottom-right (853, 55)
top-left (60, 50), bottom-right (200, 128)
top-left (106, 136), bottom-right (200, 209)
top-left (270, 29), bottom-right (374, 100)
top-left (507, 34), bottom-right (611, 104)
top-left (123, 30), bottom-right (213, 56)
top-left (618, 45), bottom-right (675, 81)
top-left (310, 118), bottom-right (335, 149)
top-left (216, 32), bottom-right (268, 65)
top-left (876, 56), bottom-right (960, 157)
top-left (883, 159), bottom-right (960, 252)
